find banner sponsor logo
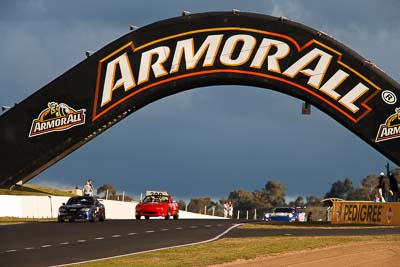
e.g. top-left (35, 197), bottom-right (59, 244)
top-left (331, 201), bottom-right (400, 225)
top-left (92, 28), bottom-right (381, 122)
top-left (375, 108), bottom-right (400, 142)
top-left (341, 203), bottom-right (383, 223)
top-left (387, 206), bottom-right (393, 224)
top-left (29, 102), bottom-right (86, 137)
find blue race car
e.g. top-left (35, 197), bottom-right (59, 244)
top-left (270, 207), bottom-right (298, 222)
top-left (58, 196), bottom-right (106, 222)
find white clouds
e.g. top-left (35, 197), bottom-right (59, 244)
top-left (269, 0), bottom-right (307, 19)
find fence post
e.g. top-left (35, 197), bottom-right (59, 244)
top-left (48, 196), bottom-right (53, 218)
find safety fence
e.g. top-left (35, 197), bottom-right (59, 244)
top-left (0, 195), bottom-right (225, 219)
top-left (331, 201), bottom-right (400, 225)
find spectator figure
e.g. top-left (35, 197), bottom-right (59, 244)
top-left (388, 172), bottom-right (399, 202)
top-left (88, 179), bottom-right (94, 195)
top-left (307, 211), bottom-right (313, 222)
top-left (377, 172), bottom-right (386, 202)
top-left (223, 201), bottom-right (229, 218)
top-left (82, 179), bottom-right (94, 196)
top-left (228, 201), bottom-right (233, 219)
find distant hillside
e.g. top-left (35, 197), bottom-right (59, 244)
top-left (0, 184), bottom-right (76, 197)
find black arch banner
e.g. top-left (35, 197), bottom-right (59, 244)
top-left (1, 11), bottom-right (399, 187)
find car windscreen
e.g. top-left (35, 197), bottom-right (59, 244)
top-left (66, 197), bottom-right (94, 205)
top-left (143, 195), bottom-right (169, 203)
top-left (274, 208), bottom-right (294, 213)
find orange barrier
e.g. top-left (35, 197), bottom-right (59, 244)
top-left (331, 201), bottom-right (400, 225)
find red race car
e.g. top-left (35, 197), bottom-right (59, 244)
top-left (135, 191), bottom-right (179, 220)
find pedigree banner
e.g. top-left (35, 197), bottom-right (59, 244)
top-left (1, 11), bottom-right (400, 187)
top-left (331, 201), bottom-right (400, 225)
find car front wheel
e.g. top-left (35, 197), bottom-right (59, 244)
top-left (165, 209), bottom-right (171, 220)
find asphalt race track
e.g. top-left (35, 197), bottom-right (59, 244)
top-left (1, 220), bottom-right (399, 267)
top-left (0, 219), bottom-right (236, 267)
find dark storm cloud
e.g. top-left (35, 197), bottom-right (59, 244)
top-left (1, 0), bottom-right (399, 200)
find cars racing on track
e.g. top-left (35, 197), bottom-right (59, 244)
top-left (58, 196), bottom-right (106, 222)
top-left (270, 207), bottom-right (299, 222)
top-left (135, 191), bottom-right (179, 220)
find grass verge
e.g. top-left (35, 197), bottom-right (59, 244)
top-left (240, 221), bottom-right (400, 229)
top-left (0, 217), bottom-right (56, 224)
top-left (72, 234), bottom-right (400, 267)
top-left (0, 184), bottom-right (75, 196)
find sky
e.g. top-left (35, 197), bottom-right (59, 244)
top-left (1, 0), bottom-right (399, 201)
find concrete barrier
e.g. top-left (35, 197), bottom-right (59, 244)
top-left (0, 195), bottom-right (225, 219)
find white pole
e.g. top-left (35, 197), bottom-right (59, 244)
top-left (140, 193), bottom-right (143, 201)
top-left (212, 206), bottom-right (215, 216)
top-left (246, 210), bottom-right (249, 220)
top-left (48, 196), bottom-right (53, 218)
top-left (185, 203), bottom-right (188, 212)
top-left (106, 189), bottom-right (109, 200)
top-left (237, 210), bottom-right (240, 220)
top-left (204, 205), bottom-right (207, 215)
top-left (122, 191), bottom-right (125, 201)
top-left (254, 209), bottom-right (257, 220)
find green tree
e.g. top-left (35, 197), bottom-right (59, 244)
top-left (97, 184), bottom-right (117, 199)
top-left (324, 177), bottom-right (353, 199)
top-left (177, 199), bottom-right (187, 211)
top-left (187, 197), bottom-right (213, 214)
top-left (288, 196), bottom-right (305, 207)
top-left (228, 189), bottom-right (255, 211)
top-left (306, 195), bottom-right (322, 206)
top-left (263, 180), bottom-right (285, 207)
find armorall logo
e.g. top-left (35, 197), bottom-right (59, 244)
top-left (376, 108), bottom-right (400, 142)
top-left (92, 28), bottom-right (382, 123)
top-left (29, 102), bottom-right (86, 137)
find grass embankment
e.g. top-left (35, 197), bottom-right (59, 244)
top-left (0, 184), bottom-right (73, 223)
top-left (0, 217), bottom-right (55, 224)
top-left (0, 184), bottom-right (75, 196)
top-left (72, 224), bottom-right (400, 267)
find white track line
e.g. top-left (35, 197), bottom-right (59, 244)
top-left (51, 223), bottom-right (242, 267)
